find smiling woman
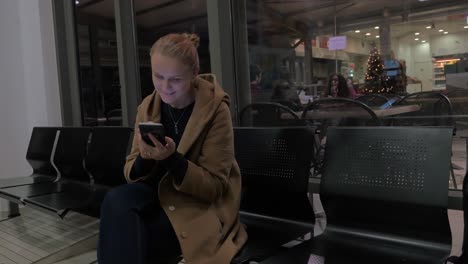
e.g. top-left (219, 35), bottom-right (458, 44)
top-left (150, 34), bottom-right (199, 109)
top-left (97, 33), bottom-right (247, 264)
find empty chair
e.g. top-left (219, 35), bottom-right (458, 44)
top-left (0, 127), bottom-right (91, 211)
top-left (85, 127), bottom-right (132, 186)
top-left (0, 127), bottom-right (59, 189)
top-left (445, 89), bottom-right (468, 133)
top-left (391, 91), bottom-right (453, 127)
top-left (302, 98), bottom-right (381, 128)
top-left (239, 102), bottom-right (303, 127)
top-left (53, 127), bottom-right (93, 182)
top-left (23, 127), bottom-right (132, 218)
top-left (232, 127), bottom-right (316, 263)
top-left (356, 94), bottom-right (389, 107)
top-left (261, 127), bottom-right (453, 264)
top-left (302, 98), bottom-right (381, 177)
top-left (392, 91), bottom-right (457, 188)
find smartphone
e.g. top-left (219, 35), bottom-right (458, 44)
top-left (138, 122), bottom-right (166, 146)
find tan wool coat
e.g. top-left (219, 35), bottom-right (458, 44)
top-left (124, 74), bottom-right (247, 264)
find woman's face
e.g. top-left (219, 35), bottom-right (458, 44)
top-left (151, 52), bottom-right (195, 108)
top-left (331, 75), bottom-right (339, 87)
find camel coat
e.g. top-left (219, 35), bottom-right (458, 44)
top-left (124, 74), bottom-right (247, 264)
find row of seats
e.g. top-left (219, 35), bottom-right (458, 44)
top-left (0, 126), bottom-right (455, 263)
top-left (0, 127), bottom-right (132, 218)
top-left (235, 126), bottom-right (454, 264)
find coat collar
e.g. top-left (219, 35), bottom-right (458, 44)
top-left (145, 76), bottom-right (221, 155)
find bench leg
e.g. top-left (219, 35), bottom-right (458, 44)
top-left (8, 202), bottom-right (20, 218)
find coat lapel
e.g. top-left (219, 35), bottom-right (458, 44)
top-left (177, 78), bottom-right (216, 155)
top-left (146, 92), bottom-right (162, 123)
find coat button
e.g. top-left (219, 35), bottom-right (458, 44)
top-left (168, 205), bottom-right (175, 211)
top-left (180, 232), bottom-right (188, 239)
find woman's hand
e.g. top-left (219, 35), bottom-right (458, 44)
top-left (137, 128), bottom-right (176, 160)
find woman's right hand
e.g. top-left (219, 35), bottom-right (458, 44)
top-left (136, 127), bottom-right (176, 161)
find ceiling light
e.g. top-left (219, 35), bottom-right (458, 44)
top-left (464, 26), bottom-right (468, 29)
top-left (355, 30), bottom-right (361, 33)
top-left (415, 38), bottom-right (419, 40)
top-left (438, 29), bottom-right (444, 32)
top-left (75, 0), bottom-right (79, 4)
top-left (365, 33), bottom-right (371, 36)
top-left (422, 40), bottom-right (427, 43)
top-left (374, 26), bottom-right (379, 29)
top-left (376, 35), bottom-right (380, 38)
top-left (426, 26), bottom-right (432, 29)
top-left (415, 32), bottom-right (420, 35)
top-left (444, 32), bottom-right (448, 34)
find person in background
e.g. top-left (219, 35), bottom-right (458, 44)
top-left (346, 77), bottom-right (358, 99)
top-left (249, 64), bottom-right (262, 100)
top-left (325, 73), bottom-right (352, 98)
top-left (98, 33), bottom-right (247, 264)
top-left (271, 66), bottom-right (301, 110)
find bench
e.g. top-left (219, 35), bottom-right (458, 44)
top-left (232, 127), bottom-right (317, 263)
top-left (2, 126), bottom-right (318, 263)
top-left (260, 126), bottom-right (453, 264)
top-left (0, 126), bottom-right (132, 218)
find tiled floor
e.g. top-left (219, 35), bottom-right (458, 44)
top-left (0, 207), bottom-right (99, 264)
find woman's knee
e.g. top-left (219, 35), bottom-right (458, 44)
top-left (102, 183), bottom-right (154, 215)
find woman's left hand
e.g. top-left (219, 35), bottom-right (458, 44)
top-left (139, 133), bottom-right (176, 160)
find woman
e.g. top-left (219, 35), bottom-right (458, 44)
top-left (270, 67), bottom-right (301, 110)
top-left (325, 73), bottom-right (351, 98)
top-left (98, 33), bottom-right (247, 264)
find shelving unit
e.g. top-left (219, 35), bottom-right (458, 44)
top-left (432, 58), bottom-right (460, 90)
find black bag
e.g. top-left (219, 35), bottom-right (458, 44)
top-left (445, 175), bottom-right (468, 264)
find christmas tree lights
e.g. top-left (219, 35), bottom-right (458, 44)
top-left (363, 46), bottom-right (387, 94)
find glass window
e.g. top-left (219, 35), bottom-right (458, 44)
top-left (241, 0), bottom-right (468, 189)
top-left (75, 0), bottom-right (122, 126)
top-left (133, 0), bottom-right (210, 99)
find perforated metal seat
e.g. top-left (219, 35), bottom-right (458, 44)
top-left (260, 126), bottom-right (453, 264)
top-left (232, 127), bottom-right (316, 263)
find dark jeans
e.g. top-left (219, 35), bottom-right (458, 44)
top-left (98, 183), bottom-right (181, 264)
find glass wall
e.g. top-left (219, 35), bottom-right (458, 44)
top-left (240, 0), bottom-right (468, 189)
top-left (75, 0), bottom-right (123, 126)
top-left (132, 0), bottom-right (210, 99)
top-left (59, 0), bottom-right (468, 190)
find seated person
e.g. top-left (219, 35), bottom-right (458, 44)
top-left (325, 73), bottom-right (353, 98)
top-left (250, 64), bottom-right (262, 99)
top-left (271, 67), bottom-right (301, 110)
top-left (98, 33), bottom-right (247, 264)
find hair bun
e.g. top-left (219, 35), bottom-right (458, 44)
top-left (184, 33), bottom-right (200, 48)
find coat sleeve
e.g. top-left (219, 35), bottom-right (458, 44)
top-left (123, 105), bottom-right (149, 183)
top-left (173, 102), bottom-right (234, 203)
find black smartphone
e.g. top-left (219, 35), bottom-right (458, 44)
top-left (138, 122), bottom-right (166, 146)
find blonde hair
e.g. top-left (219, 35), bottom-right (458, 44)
top-left (150, 33), bottom-right (200, 75)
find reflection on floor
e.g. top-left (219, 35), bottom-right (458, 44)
top-left (0, 207), bottom-right (98, 264)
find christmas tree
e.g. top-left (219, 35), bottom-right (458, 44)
top-left (363, 46), bottom-right (386, 94)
